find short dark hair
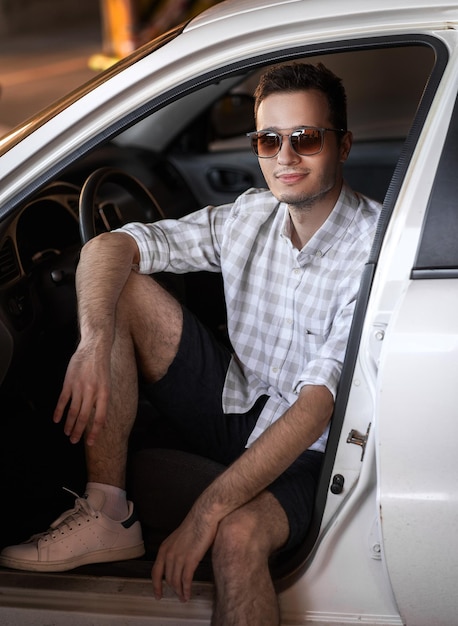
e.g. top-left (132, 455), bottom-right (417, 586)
top-left (254, 62), bottom-right (347, 131)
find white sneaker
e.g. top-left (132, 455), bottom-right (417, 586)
top-left (0, 494), bottom-right (145, 572)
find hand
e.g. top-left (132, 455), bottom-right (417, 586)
top-left (151, 507), bottom-right (219, 602)
top-left (53, 342), bottom-right (111, 446)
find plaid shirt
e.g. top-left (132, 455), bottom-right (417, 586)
top-left (118, 183), bottom-right (380, 452)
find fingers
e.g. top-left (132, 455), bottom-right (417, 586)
top-left (151, 537), bottom-right (199, 602)
top-left (84, 389), bottom-right (110, 446)
top-left (181, 562), bottom-right (196, 603)
top-left (152, 548), bottom-right (191, 603)
top-left (52, 356), bottom-right (110, 445)
top-left (151, 508), bottom-right (219, 602)
top-left (167, 555), bottom-right (197, 603)
top-left (53, 385), bottom-right (71, 425)
top-left (151, 554), bottom-right (165, 600)
top-left (63, 390), bottom-right (94, 443)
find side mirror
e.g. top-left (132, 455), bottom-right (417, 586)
top-left (211, 94), bottom-right (255, 139)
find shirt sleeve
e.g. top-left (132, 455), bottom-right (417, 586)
top-left (114, 203), bottom-right (233, 275)
top-left (294, 268), bottom-right (361, 399)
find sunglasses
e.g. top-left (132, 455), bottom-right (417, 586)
top-left (247, 126), bottom-right (346, 158)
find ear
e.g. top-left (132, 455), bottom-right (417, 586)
top-left (339, 130), bottom-right (353, 163)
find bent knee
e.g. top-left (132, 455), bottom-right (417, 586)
top-left (212, 496), bottom-right (290, 567)
top-left (117, 273), bottom-right (182, 328)
top-left (212, 509), bottom-right (271, 568)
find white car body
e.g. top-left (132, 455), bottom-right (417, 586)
top-left (1, 1), bottom-right (458, 624)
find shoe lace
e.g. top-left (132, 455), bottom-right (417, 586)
top-left (31, 489), bottom-right (99, 542)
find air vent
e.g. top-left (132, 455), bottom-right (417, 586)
top-left (0, 238), bottom-right (21, 285)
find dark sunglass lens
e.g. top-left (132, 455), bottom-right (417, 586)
top-left (257, 132), bottom-right (281, 157)
top-left (292, 129), bottom-right (322, 155)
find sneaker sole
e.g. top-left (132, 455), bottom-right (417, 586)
top-left (0, 542), bottom-right (145, 572)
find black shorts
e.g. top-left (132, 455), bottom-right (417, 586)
top-left (141, 306), bottom-right (323, 552)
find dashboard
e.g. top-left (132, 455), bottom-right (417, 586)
top-left (0, 144), bottom-right (200, 391)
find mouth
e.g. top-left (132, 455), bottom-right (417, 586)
top-left (276, 171), bottom-right (307, 185)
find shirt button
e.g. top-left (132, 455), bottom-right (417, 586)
top-left (286, 318), bottom-right (293, 325)
top-left (272, 367), bottom-right (279, 373)
top-left (293, 268), bottom-right (301, 275)
top-left (315, 250), bottom-right (323, 257)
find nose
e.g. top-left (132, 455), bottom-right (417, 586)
top-left (276, 135), bottom-right (300, 164)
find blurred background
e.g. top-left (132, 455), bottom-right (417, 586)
top-left (0, 0), bottom-right (223, 137)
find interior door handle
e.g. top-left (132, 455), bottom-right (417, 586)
top-left (207, 167), bottom-right (253, 193)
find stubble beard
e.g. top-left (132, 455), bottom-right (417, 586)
top-left (281, 184), bottom-right (334, 212)
top-left (274, 167), bottom-right (340, 211)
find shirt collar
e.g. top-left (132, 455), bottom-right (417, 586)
top-left (280, 182), bottom-right (359, 263)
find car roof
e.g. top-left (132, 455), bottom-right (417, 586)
top-left (188, 0), bottom-right (458, 30)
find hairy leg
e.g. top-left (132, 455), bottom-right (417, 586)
top-left (85, 273), bottom-right (183, 487)
top-left (211, 490), bottom-right (289, 626)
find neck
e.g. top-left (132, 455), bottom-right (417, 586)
top-left (288, 182), bottom-right (343, 249)
top-left (288, 203), bottom-right (332, 249)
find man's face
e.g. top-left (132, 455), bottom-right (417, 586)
top-left (255, 89), bottom-right (351, 210)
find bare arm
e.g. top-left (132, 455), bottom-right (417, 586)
top-left (53, 231), bottom-right (140, 445)
top-left (152, 383), bottom-right (333, 601)
top-left (198, 384), bottom-right (332, 512)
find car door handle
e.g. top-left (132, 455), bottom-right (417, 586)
top-left (207, 167), bottom-right (254, 193)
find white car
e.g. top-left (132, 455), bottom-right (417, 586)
top-left (0, 1), bottom-right (457, 624)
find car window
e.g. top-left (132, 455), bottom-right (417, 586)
top-left (207, 46), bottom-right (435, 147)
top-left (160, 43), bottom-right (436, 206)
top-left (413, 94), bottom-right (458, 277)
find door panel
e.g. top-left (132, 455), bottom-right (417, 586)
top-left (170, 151), bottom-right (265, 207)
top-left (376, 279), bottom-right (458, 626)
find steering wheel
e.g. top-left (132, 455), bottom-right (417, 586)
top-left (79, 167), bottom-right (165, 244)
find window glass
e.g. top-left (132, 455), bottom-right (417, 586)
top-left (414, 95), bottom-right (458, 276)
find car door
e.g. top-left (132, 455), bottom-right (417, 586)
top-left (368, 49), bottom-right (458, 626)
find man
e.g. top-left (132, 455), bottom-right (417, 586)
top-left (0, 62), bottom-right (381, 625)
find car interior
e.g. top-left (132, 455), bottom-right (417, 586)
top-left (0, 39), bottom-right (438, 584)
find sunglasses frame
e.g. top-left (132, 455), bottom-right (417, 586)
top-left (247, 126), bottom-right (346, 159)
